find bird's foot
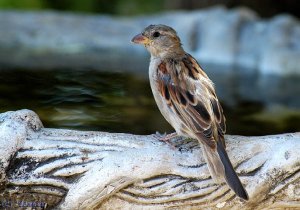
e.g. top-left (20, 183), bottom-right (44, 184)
top-left (152, 132), bottom-right (178, 149)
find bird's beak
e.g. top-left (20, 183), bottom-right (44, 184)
top-left (131, 33), bottom-right (150, 45)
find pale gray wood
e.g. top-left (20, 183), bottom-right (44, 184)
top-left (0, 109), bottom-right (299, 209)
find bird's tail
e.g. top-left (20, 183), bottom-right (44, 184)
top-left (201, 140), bottom-right (249, 200)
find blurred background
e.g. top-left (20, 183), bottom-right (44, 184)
top-left (0, 0), bottom-right (299, 136)
top-left (0, 0), bottom-right (300, 17)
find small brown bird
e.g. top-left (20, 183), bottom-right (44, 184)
top-left (131, 24), bottom-right (248, 200)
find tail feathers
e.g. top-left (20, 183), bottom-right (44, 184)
top-left (216, 140), bottom-right (249, 200)
top-left (201, 142), bottom-right (249, 200)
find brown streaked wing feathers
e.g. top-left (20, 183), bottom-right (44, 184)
top-left (157, 57), bottom-right (220, 149)
top-left (183, 54), bottom-right (210, 79)
top-left (210, 97), bottom-right (226, 147)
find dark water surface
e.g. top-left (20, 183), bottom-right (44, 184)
top-left (0, 68), bottom-right (299, 136)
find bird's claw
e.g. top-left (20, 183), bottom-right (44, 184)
top-left (152, 132), bottom-right (178, 150)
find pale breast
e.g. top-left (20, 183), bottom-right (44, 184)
top-left (148, 57), bottom-right (187, 135)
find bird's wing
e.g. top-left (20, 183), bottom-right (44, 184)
top-left (156, 54), bottom-right (226, 149)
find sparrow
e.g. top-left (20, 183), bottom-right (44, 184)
top-left (131, 24), bottom-right (249, 200)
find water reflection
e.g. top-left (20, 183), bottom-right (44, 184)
top-left (0, 67), bottom-right (299, 136)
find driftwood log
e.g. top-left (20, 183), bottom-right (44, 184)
top-left (0, 109), bottom-right (299, 209)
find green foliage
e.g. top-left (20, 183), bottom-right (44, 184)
top-left (0, 0), bottom-right (164, 15)
top-left (0, 0), bottom-right (46, 10)
top-left (115, 0), bottom-right (163, 15)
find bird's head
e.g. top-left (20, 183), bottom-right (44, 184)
top-left (131, 24), bottom-right (184, 58)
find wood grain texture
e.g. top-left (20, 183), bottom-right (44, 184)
top-left (0, 110), bottom-right (299, 209)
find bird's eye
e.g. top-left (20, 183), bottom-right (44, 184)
top-left (152, 31), bottom-right (160, 38)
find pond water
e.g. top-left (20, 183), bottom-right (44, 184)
top-left (0, 68), bottom-right (299, 136)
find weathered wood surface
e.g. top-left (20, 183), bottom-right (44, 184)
top-left (0, 109), bottom-right (299, 209)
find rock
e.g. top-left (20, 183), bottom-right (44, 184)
top-left (259, 15), bottom-right (300, 75)
top-left (0, 6), bottom-right (299, 75)
top-left (195, 7), bottom-right (257, 65)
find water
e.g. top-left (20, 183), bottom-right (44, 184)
top-left (0, 68), bottom-right (299, 136)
